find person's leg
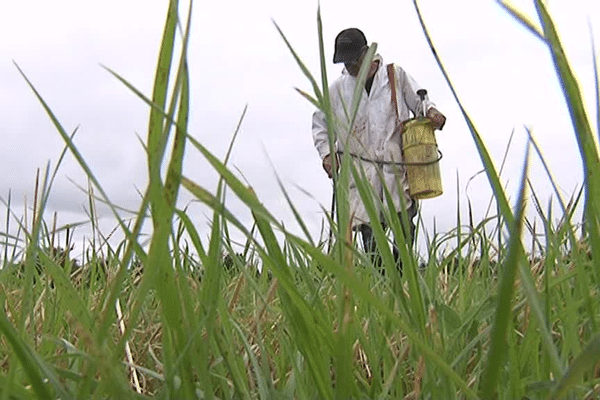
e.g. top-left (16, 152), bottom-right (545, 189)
top-left (392, 200), bottom-right (418, 275)
top-left (358, 224), bottom-right (381, 268)
top-left (351, 161), bottom-right (384, 268)
top-left (380, 162), bottom-right (416, 275)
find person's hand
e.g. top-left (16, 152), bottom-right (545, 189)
top-left (322, 153), bottom-right (339, 179)
top-left (427, 108), bottom-right (446, 130)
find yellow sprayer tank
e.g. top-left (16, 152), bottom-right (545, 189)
top-left (401, 118), bottom-right (443, 199)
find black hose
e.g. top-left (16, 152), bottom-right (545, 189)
top-left (336, 150), bottom-right (443, 166)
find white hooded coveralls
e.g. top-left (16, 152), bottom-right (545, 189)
top-left (312, 55), bottom-right (435, 229)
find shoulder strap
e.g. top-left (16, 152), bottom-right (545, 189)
top-left (387, 63), bottom-right (399, 119)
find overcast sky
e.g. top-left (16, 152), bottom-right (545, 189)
top-left (1, 0), bottom-right (599, 259)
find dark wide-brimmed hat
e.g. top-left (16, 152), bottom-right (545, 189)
top-left (333, 28), bottom-right (367, 63)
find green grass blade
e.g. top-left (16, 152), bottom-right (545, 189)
top-left (411, 1), bottom-right (514, 229)
top-left (552, 333), bottom-right (600, 398)
top-left (272, 21), bottom-right (323, 105)
top-left (186, 135), bottom-right (278, 225)
top-left (414, 0), bottom-right (565, 381)
top-left (533, 1), bottom-right (600, 272)
top-left (534, 1), bottom-right (598, 178)
top-left (174, 208), bottom-right (207, 262)
top-left (591, 27), bottom-right (600, 151)
top-left (497, 1), bottom-right (545, 41)
top-left (181, 178), bottom-right (251, 236)
top-left (295, 87), bottom-right (320, 109)
top-left (480, 144), bottom-right (530, 398)
top-left (163, 61), bottom-right (188, 215)
top-left (146, 0), bottom-right (178, 179)
top-left (315, 7), bottom-right (341, 190)
top-left (316, 4), bottom-right (328, 107)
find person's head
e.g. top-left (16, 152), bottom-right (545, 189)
top-left (333, 28), bottom-right (367, 64)
top-left (333, 28), bottom-right (375, 77)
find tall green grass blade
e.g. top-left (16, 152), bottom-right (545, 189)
top-left (315, 7), bottom-right (343, 194)
top-left (484, 130), bottom-right (514, 219)
top-left (1, 191), bottom-right (12, 270)
top-left (527, 130), bottom-right (571, 218)
top-left (295, 87), bottom-right (320, 109)
top-left (534, 1), bottom-right (599, 177)
top-left (497, 1), bottom-right (545, 41)
top-left (162, 60), bottom-right (188, 213)
top-left (414, 0), bottom-right (564, 382)
top-left (174, 209), bottom-right (207, 262)
top-left (197, 208), bottom-right (224, 400)
top-left (480, 144), bottom-right (530, 398)
top-left (552, 333), bottom-right (600, 398)
top-left (516, 245), bottom-right (564, 379)
top-left (591, 26), bottom-right (600, 151)
top-left (186, 136), bottom-right (278, 225)
top-left (411, 1), bottom-right (514, 229)
top-left (128, 0), bottom-right (200, 396)
top-left (272, 21), bottom-right (323, 105)
top-left (534, 1), bottom-right (600, 276)
top-left (316, 5), bottom-right (329, 110)
top-left (181, 178), bottom-right (250, 236)
top-left (146, 0), bottom-right (178, 197)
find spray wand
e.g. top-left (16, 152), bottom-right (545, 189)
top-left (417, 89), bottom-right (427, 118)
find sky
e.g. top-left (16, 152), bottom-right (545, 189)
top-left (1, 0), bottom-right (599, 260)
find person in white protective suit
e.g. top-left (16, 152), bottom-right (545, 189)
top-left (312, 28), bottom-right (446, 273)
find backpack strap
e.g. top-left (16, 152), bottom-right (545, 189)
top-left (387, 63), bottom-right (399, 120)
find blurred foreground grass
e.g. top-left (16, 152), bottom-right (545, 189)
top-left (0, 0), bottom-right (599, 399)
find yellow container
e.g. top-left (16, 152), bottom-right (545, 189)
top-left (401, 118), bottom-right (443, 199)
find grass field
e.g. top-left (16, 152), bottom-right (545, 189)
top-left (1, 0), bottom-right (599, 399)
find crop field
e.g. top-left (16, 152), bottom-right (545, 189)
top-left (0, 1), bottom-right (599, 399)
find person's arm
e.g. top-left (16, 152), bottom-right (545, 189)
top-left (397, 65), bottom-right (446, 130)
top-left (312, 109), bottom-right (338, 178)
top-left (312, 109), bottom-right (331, 159)
top-left (426, 107), bottom-right (446, 130)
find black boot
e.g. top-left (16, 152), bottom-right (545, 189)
top-left (358, 224), bottom-right (383, 271)
top-left (393, 201), bottom-right (418, 276)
